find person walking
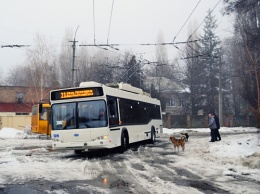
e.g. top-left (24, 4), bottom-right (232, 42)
top-left (208, 113), bottom-right (217, 142)
top-left (213, 113), bottom-right (221, 141)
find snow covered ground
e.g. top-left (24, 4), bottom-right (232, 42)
top-left (0, 127), bottom-right (260, 193)
top-left (164, 127), bottom-right (260, 193)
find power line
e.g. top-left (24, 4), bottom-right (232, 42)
top-left (187, 0), bottom-right (222, 41)
top-left (181, 53), bottom-right (210, 60)
top-left (107, 0), bottom-right (115, 44)
top-left (173, 0), bottom-right (202, 43)
top-left (79, 40), bottom-right (200, 60)
top-left (1, 45), bottom-right (30, 48)
top-left (79, 40), bottom-right (199, 47)
top-left (183, 0), bottom-right (222, 58)
top-left (93, 0), bottom-right (96, 44)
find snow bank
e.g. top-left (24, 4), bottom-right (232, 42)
top-left (163, 127), bottom-right (259, 134)
top-left (0, 127), bottom-right (27, 139)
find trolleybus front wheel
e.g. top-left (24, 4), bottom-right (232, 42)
top-left (150, 127), bottom-right (156, 144)
top-left (119, 130), bottom-right (129, 153)
top-left (74, 150), bottom-right (82, 154)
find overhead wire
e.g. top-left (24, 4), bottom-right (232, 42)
top-left (1, 1), bottom-right (224, 67)
top-left (183, 0), bottom-right (222, 59)
top-left (93, 0), bottom-right (96, 44)
top-left (79, 39), bottom-right (199, 60)
top-left (79, 40), bottom-right (199, 47)
top-left (1, 45), bottom-right (30, 48)
top-left (86, 0), bottom-right (202, 58)
top-left (173, 0), bottom-right (203, 43)
top-left (167, 0), bottom-right (203, 63)
top-left (107, 0), bottom-right (115, 45)
top-left (187, 0), bottom-right (222, 41)
top-left (152, 0), bottom-right (218, 62)
top-left (125, 0), bottom-right (203, 61)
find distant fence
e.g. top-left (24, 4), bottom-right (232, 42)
top-left (162, 113), bottom-right (257, 128)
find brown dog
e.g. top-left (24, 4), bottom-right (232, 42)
top-left (169, 135), bottom-right (185, 152)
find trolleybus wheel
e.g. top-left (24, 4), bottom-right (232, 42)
top-left (74, 150), bottom-right (82, 154)
top-left (120, 130), bottom-right (129, 153)
top-left (150, 128), bottom-right (156, 144)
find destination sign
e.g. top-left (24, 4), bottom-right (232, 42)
top-left (51, 87), bottom-right (103, 100)
top-left (61, 89), bottom-right (94, 99)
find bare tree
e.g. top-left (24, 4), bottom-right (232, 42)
top-left (243, 46), bottom-right (260, 126)
top-left (4, 33), bottom-right (58, 103)
top-left (5, 65), bottom-right (30, 86)
top-left (222, 37), bottom-right (249, 115)
top-left (224, 0), bottom-right (260, 126)
top-left (75, 44), bottom-right (91, 85)
top-left (25, 33), bottom-right (59, 101)
top-left (59, 29), bottom-right (73, 88)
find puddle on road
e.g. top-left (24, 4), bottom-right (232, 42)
top-left (102, 176), bottom-right (129, 189)
top-left (109, 179), bottom-right (129, 189)
top-left (131, 163), bottom-right (145, 171)
top-left (87, 174), bottom-right (129, 191)
top-left (1, 184), bottom-right (39, 194)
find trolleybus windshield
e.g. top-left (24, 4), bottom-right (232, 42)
top-left (52, 100), bottom-right (107, 130)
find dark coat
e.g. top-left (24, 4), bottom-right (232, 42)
top-left (215, 116), bottom-right (220, 129)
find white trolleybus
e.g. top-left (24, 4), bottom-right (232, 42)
top-left (50, 81), bottom-right (162, 153)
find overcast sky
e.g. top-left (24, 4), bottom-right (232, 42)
top-left (0, 0), bottom-right (233, 77)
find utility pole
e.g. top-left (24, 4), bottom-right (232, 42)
top-left (218, 57), bottom-right (223, 126)
top-left (69, 26), bottom-right (79, 87)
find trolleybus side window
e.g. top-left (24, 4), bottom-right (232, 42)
top-left (119, 98), bottom-right (161, 125)
top-left (119, 98), bottom-right (132, 124)
top-left (107, 96), bottom-right (119, 126)
top-left (151, 104), bottom-right (161, 119)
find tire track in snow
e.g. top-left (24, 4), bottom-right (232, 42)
top-left (107, 154), bottom-right (150, 194)
top-left (79, 153), bottom-right (150, 193)
top-left (129, 139), bottom-right (229, 194)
